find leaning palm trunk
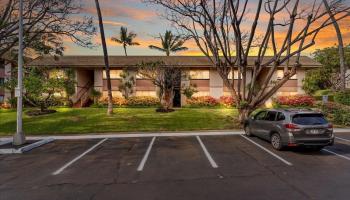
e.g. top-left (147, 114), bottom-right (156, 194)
top-left (95, 0), bottom-right (113, 115)
top-left (322, 0), bottom-right (346, 91)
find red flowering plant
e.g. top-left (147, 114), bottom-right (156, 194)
top-left (219, 96), bottom-right (236, 107)
top-left (186, 96), bottom-right (219, 107)
top-left (273, 95), bottom-right (315, 107)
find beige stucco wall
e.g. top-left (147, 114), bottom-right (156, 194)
top-left (209, 69), bottom-right (223, 98)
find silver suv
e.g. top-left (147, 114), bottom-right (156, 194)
top-left (244, 109), bottom-right (334, 150)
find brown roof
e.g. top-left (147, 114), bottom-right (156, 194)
top-left (28, 55), bottom-right (321, 68)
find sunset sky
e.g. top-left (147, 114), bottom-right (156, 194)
top-left (62, 0), bottom-right (350, 57)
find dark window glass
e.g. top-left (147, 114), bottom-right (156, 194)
top-left (0, 78), bottom-right (4, 85)
top-left (292, 114), bottom-right (328, 125)
top-left (265, 111), bottom-right (277, 121)
top-left (277, 112), bottom-right (285, 121)
top-left (255, 111), bottom-right (267, 120)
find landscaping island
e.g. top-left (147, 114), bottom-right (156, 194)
top-left (0, 107), bottom-right (239, 136)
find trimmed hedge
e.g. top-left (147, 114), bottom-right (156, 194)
top-left (99, 96), bottom-right (160, 107)
top-left (273, 95), bottom-right (315, 107)
top-left (186, 96), bottom-right (219, 107)
top-left (186, 96), bottom-right (236, 107)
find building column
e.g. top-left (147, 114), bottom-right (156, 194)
top-left (181, 69), bottom-right (190, 106)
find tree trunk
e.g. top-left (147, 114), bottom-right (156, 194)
top-left (161, 89), bottom-right (173, 110)
top-left (95, 0), bottom-right (113, 115)
top-left (238, 107), bottom-right (253, 125)
top-left (322, 0), bottom-right (346, 91)
top-left (124, 45), bottom-right (128, 56)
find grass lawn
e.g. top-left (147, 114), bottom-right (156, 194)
top-left (0, 107), bottom-right (239, 136)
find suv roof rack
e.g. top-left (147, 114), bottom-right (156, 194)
top-left (283, 108), bottom-right (314, 112)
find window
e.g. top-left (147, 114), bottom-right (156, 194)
top-left (228, 70), bottom-right (242, 80)
top-left (265, 111), bottom-right (277, 121)
top-left (0, 78), bottom-right (4, 85)
top-left (276, 112), bottom-right (285, 121)
top-left (255, 111), bottom-right (267, 120)
top-left (103, 70), bottom-right (122, 79)
top-left (277, 70), bottom-right (297, 80)
top-left (190, 70), bottom-right (209, 80)
top-left (0, 96), bottom-right (3, 103)
top-left (292, 114), bottom-right (328, 125)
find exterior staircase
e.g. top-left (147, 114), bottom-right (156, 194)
top-left (71, 81), bottom-right (93, 108)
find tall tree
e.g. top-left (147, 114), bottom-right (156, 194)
top-left (0, 0), bottom-right (96, 60)
top-left (322, 0), bottom-right (346, 91)
top-left (94, 0), bottom-right (113, 115)
top-left (145, 0), bottom-right (350, 123)
top-left (149, 30), bottom-right (188, 56)
top-left (111, 26), bottom-right (140, 56)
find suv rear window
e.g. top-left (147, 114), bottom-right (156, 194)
top-left (292, 114), bottom-right (328, 125)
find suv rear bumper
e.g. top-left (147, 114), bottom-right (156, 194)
top-left (287, 138), bottom-right (334, 147)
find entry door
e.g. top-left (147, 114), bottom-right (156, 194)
top-left (173, 89), bottom-right (181, 107)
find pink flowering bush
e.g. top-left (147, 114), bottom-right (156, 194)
top-left (219, 96), bottom-right (236, 107)
top-left (186, 96), bottom-right (219, 107)
top-left (274, 95), bottom-right (315, 107)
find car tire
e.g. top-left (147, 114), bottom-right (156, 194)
top-left (271, 133), bottom-right (283, 150)
top-left (244, 125), bottom-right (252, 137)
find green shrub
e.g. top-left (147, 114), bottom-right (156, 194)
top-left (186, 96), bottom-right (219, 107)
top-left (333, 110), bottom-right (350, 126)
top-left (334, 90), bottom-right (350, 106)
top-left (314, 89), bottom-right (333, 96)
top-left (126, 96), bottom-right (160, 107)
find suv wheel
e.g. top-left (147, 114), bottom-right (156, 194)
top-left (244, 125), bottom-right (252, 137)
top-left (271, 133), bottom-right (283, 150)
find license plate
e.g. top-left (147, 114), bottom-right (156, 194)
top-left (308, 129), bottom-right (320, 134)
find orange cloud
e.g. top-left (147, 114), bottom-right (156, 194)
top-left (83, 5), bottom-right (156, 20)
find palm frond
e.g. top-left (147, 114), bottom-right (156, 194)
top-left (111, 37), bottom-right (123, 44)
top-left (149, 45), bottom-right (166, 52)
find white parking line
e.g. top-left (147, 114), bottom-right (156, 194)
top-left (322, 149), bottom-right (350, 161)
top-left (336, 136), bottom-right (350, 143)
top-left (240, 135), bottom-right (293, 166)
top-left (137, 137), bottom-right (156, 171)
top-left (196, 136), bottom-right (218, 168)
top-left (52, 138), bottom-right (108, 175)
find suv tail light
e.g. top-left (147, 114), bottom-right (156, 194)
top-left (328, 124), bottom-right (333, 129)
top-left (285, 123), bottom-right (300, 130)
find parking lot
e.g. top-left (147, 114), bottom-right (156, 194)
top-left (1, 132), bottom-right (350, 200)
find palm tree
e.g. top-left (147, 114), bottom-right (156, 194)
top-left (111, 27), bottom-right (140, 56)
top-left (149, 30), bottom-right (188, 56)
top-left (94, 0), bottom-right (113, 115)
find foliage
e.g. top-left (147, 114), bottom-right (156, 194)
top-left (118, 69), bottom-right (135, 99)
top-left (137, 61), bottom-right (181, 110)
top-left (0, 0), bottom-right (96, 60)
top-left (90, 89), bottom-right (102, 104)
top-left (3, 67), bottom-right (74, 111)
top-left (306, 45), bottom-right (350, 91)
top-left (148, 30), bottom-right (188, 56)
top-left (126, 96), bottom-right (160, 107)
top-left (302, 69), bottom-right (332, 94)
top-left (99, 96), bottom-right (160, 107)
top-left (186, 96), bottom-right (219, 107)
top-left (181, 84), bottom-right (198, 99)
top-left (318, 102), bottom-right (350, 126)
top-left (111, 26), bottom-right (140, 56)
top-left (219, 96), bottom-right (236, 107)
top-left (273, 95), bottom-right (315, 107)
top-left (334, 90), bottom-right (350, 106)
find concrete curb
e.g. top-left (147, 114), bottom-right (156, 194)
top-left (0, 138), bottom-right (55, 154)
top-left (0, 128), bottom-right (348, 141)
